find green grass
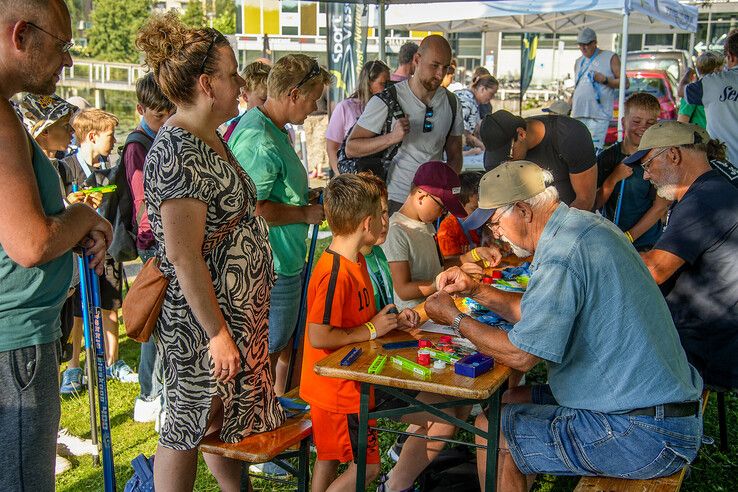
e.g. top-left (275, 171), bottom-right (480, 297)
top-left (56, 236), bottom-right (738, 490)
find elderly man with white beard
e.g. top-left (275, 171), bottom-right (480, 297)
top-left (423, 160), bottom-right (703, 492)
top-left (624, 121), bottom-right (738, 393)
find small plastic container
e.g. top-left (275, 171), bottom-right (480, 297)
top-left (454, 353), bottom-right (494, 377)
top-left (417, 349), bottom-right (431, 366)
top-left (418, 339), bottom-right (432, 348)
top-left (439, 335), bottom-right (452, 344)
top-left (433, 360), bottom-right (447, 370)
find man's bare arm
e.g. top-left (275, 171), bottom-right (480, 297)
top-left (640, 249), bottom-right (686, 285)
top-left (0, 102), bottom-right (111, 268)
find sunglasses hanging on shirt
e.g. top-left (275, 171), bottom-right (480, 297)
top-left (423, 106), bottom-right (434, 133)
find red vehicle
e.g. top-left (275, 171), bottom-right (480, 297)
top-left (604, 69), bottom-right (678, 145)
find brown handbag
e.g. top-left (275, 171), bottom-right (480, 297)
top-left (123, 257), bottom-right (168, 342)
top-left (123, 149), bottom-right (252, 342)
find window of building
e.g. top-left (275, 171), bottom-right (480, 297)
top-left (282, 25), bottom-right (298, 35)
top-left (282, 0), bottom-right (298, 14)
top-left (628, 34), bottom-right (643, 51)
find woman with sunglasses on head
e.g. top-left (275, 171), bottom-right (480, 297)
top-left (229, 54), bottom-right (332, 400)
top-left (136, 12), bottom-right (285, 491)
top-left (325, 59), bottom-right (391, 175)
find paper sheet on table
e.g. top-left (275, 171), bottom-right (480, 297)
top-left (419, 320), bottom-right (456, 335)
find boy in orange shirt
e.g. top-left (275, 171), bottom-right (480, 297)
top-left (437, 171), bottom-right (483, 260)
top-left (300, 173), bottom-right (419, 491)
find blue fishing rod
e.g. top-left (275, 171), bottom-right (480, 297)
top-left (83, 251), bottom-right (117, 491)
top-left (285, 192), bottom-right (323, 390)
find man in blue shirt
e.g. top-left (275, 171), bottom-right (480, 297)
top-left (625, 121), bottom-right (738, 390)
top-left (426, 161), bottom-right (702, 490)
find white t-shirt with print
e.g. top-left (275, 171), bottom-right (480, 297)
top-left (356, 80), bottom-right (463, 203)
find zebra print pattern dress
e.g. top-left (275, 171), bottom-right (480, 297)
top-left (144, 126), bottom-right (285, 450)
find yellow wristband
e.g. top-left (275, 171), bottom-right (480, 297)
top-left (624, 231), bottom-right (634, 243)
top-left (470, 248), bottom-right (482, 262)
top-left (365, 321), bottom-right (377, 340)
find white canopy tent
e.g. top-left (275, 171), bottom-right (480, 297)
top-left (384, 0), bottom-right (699, 139)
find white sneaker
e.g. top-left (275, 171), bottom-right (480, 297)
top-left (133, 397), bottom-right (162, 423)
top-left (57, 428), bottom-right (97, 456)
top-left (55, 454), bottom-right (72, 475)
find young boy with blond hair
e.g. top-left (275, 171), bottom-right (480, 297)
top-left (59, 108), bottom-right (139, 394)
top-left (300, 173), bottom-right (419, 491)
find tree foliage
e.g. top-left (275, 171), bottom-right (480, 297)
top-left (181, 0), bottom-right (206, 28)
top-left (213, 0), bottom-right (237, 35)
top-left (87, 0), bottom-right (151, 63)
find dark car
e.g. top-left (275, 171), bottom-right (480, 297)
top-left (605, 69), bottom-right (678, 145)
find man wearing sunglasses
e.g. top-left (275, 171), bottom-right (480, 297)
top-left (347, 35), bottom-right (463, 215)
top-left (0, 0), bottom-right (113, 489)
top-left (684, 29), bottom-right (738, 166)
top-left (624, 121), bottom-right (738, 392)
top-left (426, 160), bottom-right (702, 491)
top-left (570, 27), bottom-right (623, 151)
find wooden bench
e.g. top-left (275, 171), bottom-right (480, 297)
top-left (574, 390), bottom-right (710, 492)
top-left (199, 388), bottom-right (312, 492)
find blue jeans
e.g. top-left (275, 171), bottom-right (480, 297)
top-left (503, 385), bottom-right (702, 478)
top-left (0, 341), bottom-right (60, 492)
top-left (268, 270), bottom-right (306, 354)
top-left (138, 248), bottom-right (162, 400)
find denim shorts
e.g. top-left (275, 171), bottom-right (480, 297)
top-left (502, 385), bottom-right (702, 479)
top-left (268, 270), bottom-right (306, 353)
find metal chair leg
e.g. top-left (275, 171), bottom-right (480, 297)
top-left (297, 438), bottom-right (310, 492)
top-left (717, 391), bottom-right (729, 452)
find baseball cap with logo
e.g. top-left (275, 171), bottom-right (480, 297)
top-left (480, 110), bottom-right (527, 170)
top-left (622, 121), bottom-right (711, 166)
top-left (19, 94), bottom-right (77, 138)
top-left (577, 28), bottom-right (597, 44)
top-left (413, 160), bottom-right (468, 218)
top-left (463, 160), bottom-right (548, 230)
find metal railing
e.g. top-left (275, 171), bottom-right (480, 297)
top-left (58, 59), bottom-right (146, 92)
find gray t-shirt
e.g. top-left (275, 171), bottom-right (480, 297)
top-left (381, 212), bottom-right (442, 310)
top-left (571, 49), bottom-right (617, 121)
top-left (356, 80), bottom-right (463, 203)
top-left (685, 67), bottom-right (738, 166)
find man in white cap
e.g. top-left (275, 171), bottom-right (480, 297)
top-left (425, 160), bottom-right (702, 491)
top-left (571, 27), bottom-right (624, 151)
top-left (624, 121), bottom-right (738, 391)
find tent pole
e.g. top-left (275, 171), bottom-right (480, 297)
top-left (379, 0), bottom-right (386, 61)
top-left (617, 8), bottom-right (629, 142)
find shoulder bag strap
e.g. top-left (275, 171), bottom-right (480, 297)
top-left (445, 88), bottom-right (458, 142)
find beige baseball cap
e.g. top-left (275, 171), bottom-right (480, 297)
top-left (463, 160), bottom-right (547, 230)
top-left (623, 121), bottom-right (710, 166)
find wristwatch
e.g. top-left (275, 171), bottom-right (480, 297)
top-left (603, 76), bottom-right (609, 85)
top-left (452, 313), bottom-right (470, 337)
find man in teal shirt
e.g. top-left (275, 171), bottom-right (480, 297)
top-left (229, 54), bottom-right (331, 398)
top-left (0, 1), bottom-right (112, 489)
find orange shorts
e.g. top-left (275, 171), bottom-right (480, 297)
top-left (310, 405), bottom-right (380, 464)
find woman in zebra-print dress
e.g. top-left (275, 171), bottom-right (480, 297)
top-left (137, 13), bottom-right (284, 491)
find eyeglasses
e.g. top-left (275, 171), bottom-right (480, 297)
top-left (426, 193), bottom-right (447, 214)
top-left (486, 205), bottom-right (515, 232)
top-left (199, 32), bottom-right (217, 75)
top-left (27, 22), bottom-right (74, 53)
top-left (294, 61), bottom-right (321, 91)
top-left (423, 106), bottom-right (434, 133)
top-left (640, 147), bottom-right (671, 172)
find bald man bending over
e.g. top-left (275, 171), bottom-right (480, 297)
top-left (346, 34), bottom-right (464, 214)
top-left (0, 1), bottom-right (112, 489)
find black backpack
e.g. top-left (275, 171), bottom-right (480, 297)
top-left (85, 130), bottom-right (153, 263)
top-left (337, 86), bottom-right (458, 181)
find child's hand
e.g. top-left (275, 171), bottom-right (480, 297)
top-left (461, 246), bottom-right (502, 268)
top-left (460, 261), bottom-right (484, 277)
top-left (67, 191), bottom-right (103, 209)
top-left (398, 308), bottom-right (420, 330)
top-left (371, 304), bottom-right (399, 337)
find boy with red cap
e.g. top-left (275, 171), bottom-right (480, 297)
top-left (382, 161), bottom-right (500, 310)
